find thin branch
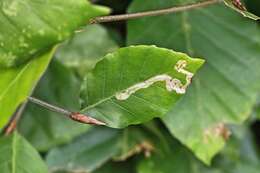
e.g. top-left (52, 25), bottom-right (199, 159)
top-left (28, 97), bottom-right (71, 116)
top-left (28, 97), bottom-right (106, 126)
top-left (3, 102), bottom-right (28, 136)
top-left (90, 0), bottom-right (221, 24)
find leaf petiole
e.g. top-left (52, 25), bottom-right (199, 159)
top-left (28, 97), bottom-right (106, 126)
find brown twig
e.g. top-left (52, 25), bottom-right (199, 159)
top-left (28, 97), bottom-right (106, 126)
top-left (3, 102), bottom-right (28, 136)
top-left (90, 0), bottom-right (221, 24)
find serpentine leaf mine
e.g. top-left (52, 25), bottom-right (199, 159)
top-left (115, 60), bottom-right (193, 100)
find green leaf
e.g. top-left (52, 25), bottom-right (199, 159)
top-left (80, 45), bottom-right (204, 128)
top-left (223, 0), bottom-right (260, 20)
top-left (127, 0), bottom-right (260, 164)
top-left (136, 124), bottom-right (260, 173)
top-left (0, 0), bottom-right (109, 67)
top-left (0, 132), bottom-right (48, 173)
top-left (0, 48), bottom-right (55, 129)
top-left (46, 127), bottom-right (121, 173)
top-left (18, 60), bottom-right (90, 151)
top-left (56, 24), bottom-right (119, 76)
top-left (137, 140), bottom-right (193, 173)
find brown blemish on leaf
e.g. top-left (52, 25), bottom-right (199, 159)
top-left (114, 140), bottom-right (154, 161)
top-left (141, 141), bottom-right (155, 157)
top-left (204, 123), bottom-right (231, 143)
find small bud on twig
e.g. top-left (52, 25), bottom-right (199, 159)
top-left (70, 112), bottom-right (106, 125)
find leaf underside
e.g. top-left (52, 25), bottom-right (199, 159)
top-left (46, 126), bottom-right (155, 172)
top-left (46, 127), bottom-right (121, 172)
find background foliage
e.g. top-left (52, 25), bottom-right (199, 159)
top-left (0, 0), bottom-right (260, 173)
